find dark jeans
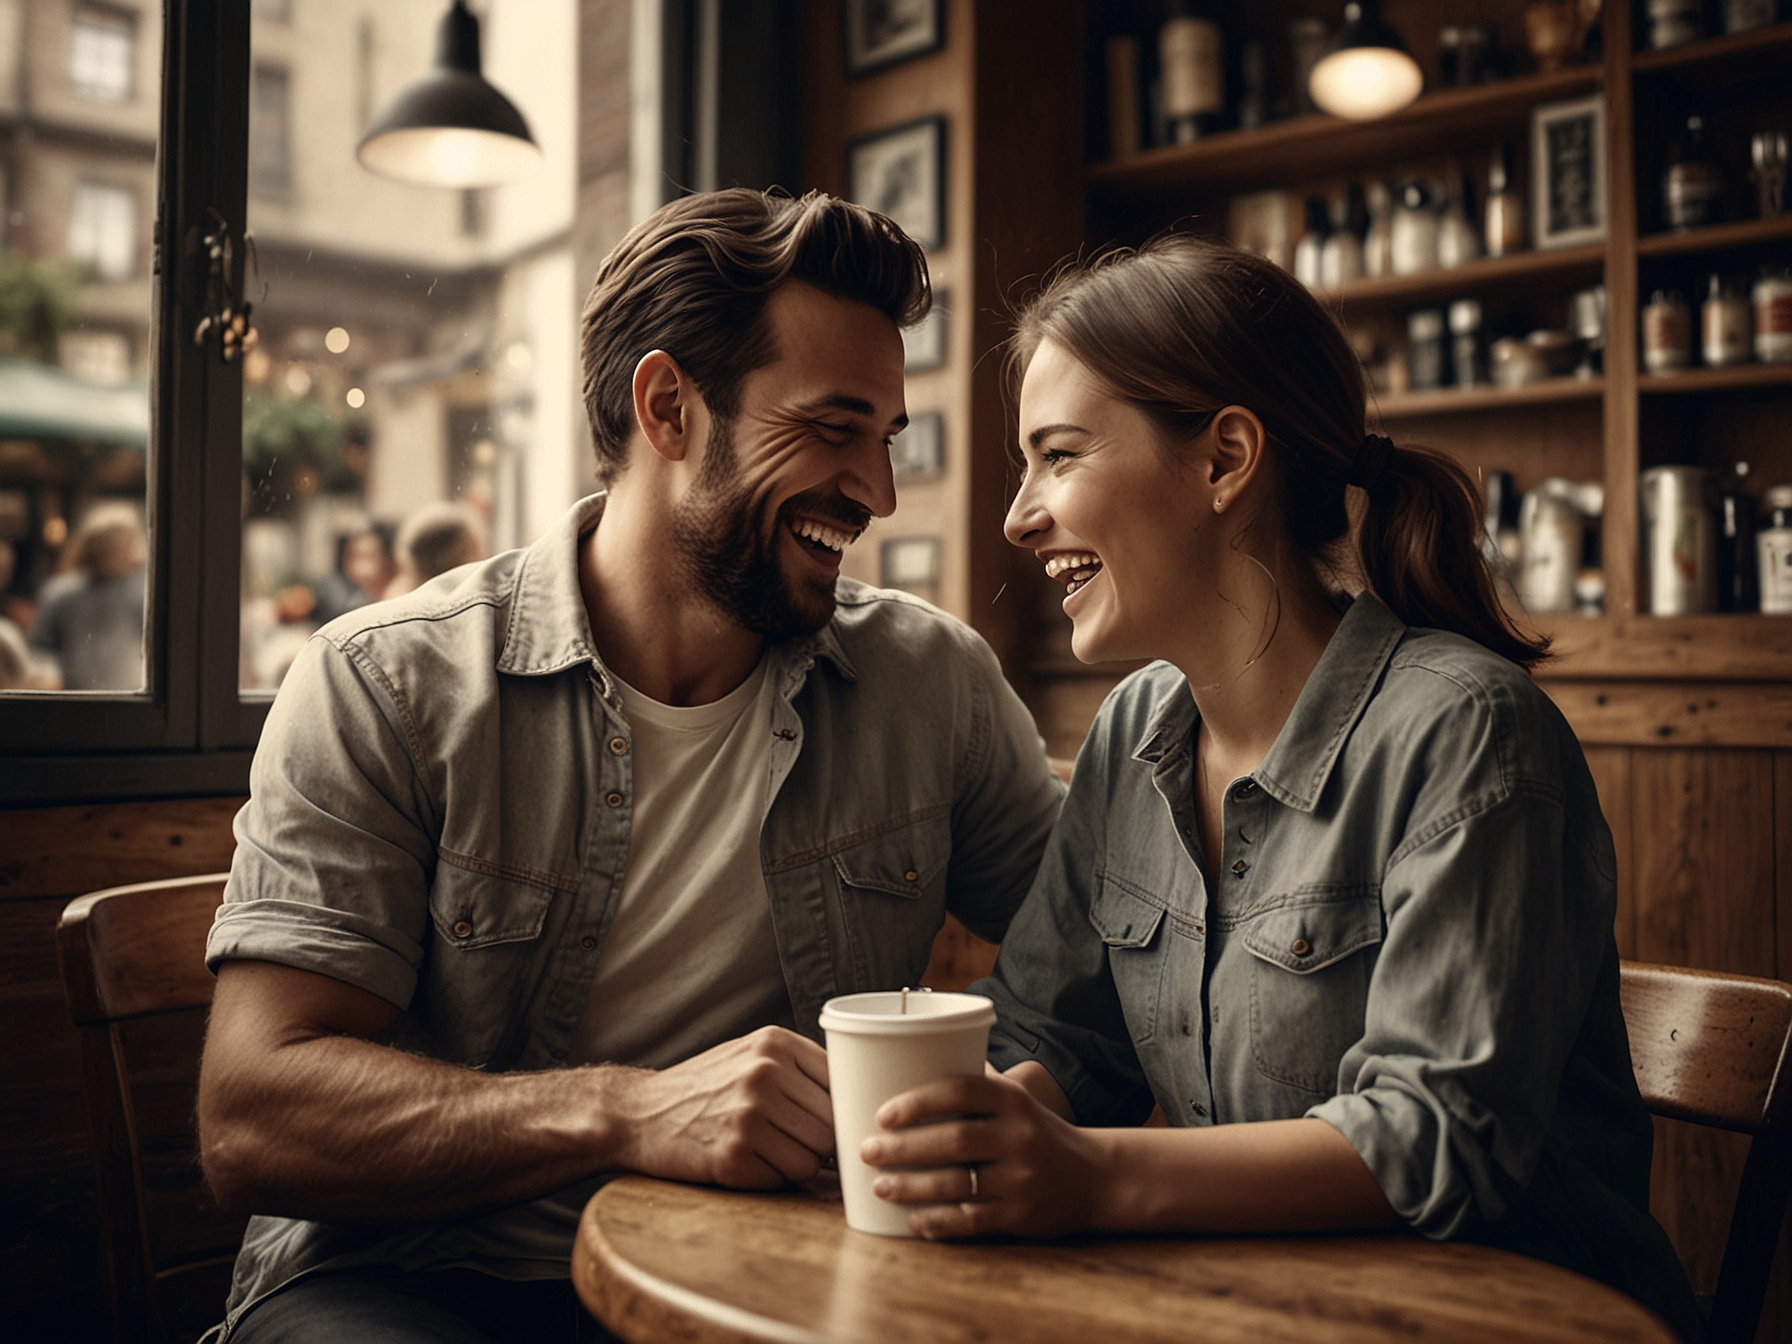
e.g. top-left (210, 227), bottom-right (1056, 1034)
top-left (228, 1267), bottom-right (618, 1343)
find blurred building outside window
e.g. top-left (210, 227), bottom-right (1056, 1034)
top-left (249, 64), bottom-right (294, 198)
top-left (68, 4), bottom-right (136, 105)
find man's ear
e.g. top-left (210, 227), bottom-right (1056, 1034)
top-left (1207, 405), bottom-right (1268, 514)
top-left (632, 350), bottom-right (697, 463)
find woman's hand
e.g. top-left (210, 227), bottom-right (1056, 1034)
top-left (857, 1070), bottom-right (1109, 1239)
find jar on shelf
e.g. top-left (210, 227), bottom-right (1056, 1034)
top-left (1754, 267), bottom-right (1792, 362)
top-left (1449, 299), bottom-right (1486, 388)
top-left (1390, 181), bottom-right (1438, 276)
top-left (1701, 274), bottom-right (1753, 367)
top-left (1661, 114), bottom-right (1725, 231)
top-left (1759, 485), bottom-right (1792, 614)
top-left (1407, 308), bottom-right (1447, 390)
top-left (1519, 482), bottom-right (1585, 614)
top-left (1642, 466), bottom-right (1719, 614)
top-left (1723, 0), bottom-right (1779, 34)
top-left (1642, 288), bottom-right (1693, 372)
top-left (1645, 0), bottom-right (1703, 49)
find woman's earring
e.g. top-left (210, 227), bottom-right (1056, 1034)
top-left (1214, 496), bottom-right (1226, 513)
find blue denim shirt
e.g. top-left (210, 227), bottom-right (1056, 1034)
top-left (978, 594), bottom-right (1701, 1340)
top-left (204, 494), bottom-right (1064, 1333)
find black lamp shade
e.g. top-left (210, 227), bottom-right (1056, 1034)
top-left (357, 1), bottom-right (540, 189)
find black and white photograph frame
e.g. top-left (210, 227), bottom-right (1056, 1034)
top-left (889, 411), bottom-right (944, 478)
top-left (880, 535), bottom-right (941, 600)
top-left (843, 0), bottom-right (944, 77)
top-left (847, 116), bottom-right (945, 251)
top-left (902, 291), bottom-right (948, 371)
top-left (1531, 94), bottom-right (1606, 250)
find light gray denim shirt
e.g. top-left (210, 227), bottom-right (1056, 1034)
top-left (203, 494), bottom-right (1064, 1334)
top-left (978, 594), bottom-right (1701, 1340)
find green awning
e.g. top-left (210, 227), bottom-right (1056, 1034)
top-left (0, 357), bottom-right (149, 445)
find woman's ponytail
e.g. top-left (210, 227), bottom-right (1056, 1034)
top-left (1355, 437), bottom-right (1550, 669)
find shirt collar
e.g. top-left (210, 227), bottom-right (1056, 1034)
top-left (495, 492), bottom-right (856, 687)
top-left (1130, 592), bottom-right (1407, 813)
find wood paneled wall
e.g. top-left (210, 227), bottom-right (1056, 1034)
top-left (0, 798), bottom-right (242, 1339)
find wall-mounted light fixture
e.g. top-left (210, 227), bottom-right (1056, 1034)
top-left (357, 0), bottom-right (540, 188)
top-left (1308, 1), bottom-right (1424, 122)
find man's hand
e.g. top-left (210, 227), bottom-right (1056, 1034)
top-left (606, 1026), bottom-right (833, 1188)
top-left (857, 1070), bottom-right (1106, 1239)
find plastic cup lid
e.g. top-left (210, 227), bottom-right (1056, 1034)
top-left (818, 990), bottom-right (996, 1035)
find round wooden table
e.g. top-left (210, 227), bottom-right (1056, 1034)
top-left (573, 1175), bottom-right (1678, 1344)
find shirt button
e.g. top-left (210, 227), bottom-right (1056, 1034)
top-left (1291, 938), bottom-right (1312, 957)
top-left (1231, 859), bottom-right (1248, 877)
top-left (608, 736), bottom-right (628, 755)
top-left (452, 920), bottom-right (473, 938)
top-left (1231, 780), bottom-right (1257, 801)
top-left (580, 936), bottom-right (596, 950)
top-left (1190, 1101), bottom-right (1207, 1116)
top-left (904, 869), bottom-right (919, 882)
top-left (606, 792), bottom-right (623, 807)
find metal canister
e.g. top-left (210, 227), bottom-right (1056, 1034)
top-left (1641, 466), bottom-right (1718, 614)
top-left (1518, 484), bottom-right (1584, 614)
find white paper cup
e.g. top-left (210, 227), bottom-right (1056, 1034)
top-left (818, 990), bottom-right (996, 1237)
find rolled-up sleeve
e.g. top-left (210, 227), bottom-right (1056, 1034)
top-left (1308, 778), bottom-right (1616, 1239)
top-left (207, 632), bottom-right (439, 1009)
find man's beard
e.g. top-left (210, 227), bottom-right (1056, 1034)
top-left (670, 417), bottom-right (869, 639)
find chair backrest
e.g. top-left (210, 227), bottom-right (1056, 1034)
top-left (1619, 960), bottom-right (1792, 1344)
top-left (58, 874), bottom-right (244, 1344)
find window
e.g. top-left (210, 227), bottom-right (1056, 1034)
top-left (68, 4), bottom-right (137, 104)
top-left (249, 64), bottom-right (293, 197)
top-left (67, 181), bottom-right (137, 280)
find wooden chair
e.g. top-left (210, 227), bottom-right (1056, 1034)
top-left (58, 874), bottom-right (246, 1344)
top-left (1620, 960), bottom-right (1792, 1344)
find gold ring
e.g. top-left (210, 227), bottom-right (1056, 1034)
top-left (967, 1164), bottom-right (979, 1199)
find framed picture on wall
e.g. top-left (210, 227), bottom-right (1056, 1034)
top-left (1531, 94), bottom-right (1606, 249)
top-left (843, 0), bottom-right (944, 77)
top-left (903, 292), bottom-right (947, 371)
top-left (889, 411), bottom-right (944, 477)
top-left (880, 535), bottom-right (940, 601)
top-left (848, 117), bottom-right (945, 250)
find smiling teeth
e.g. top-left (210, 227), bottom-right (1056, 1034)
top-left (1044, 552), bottom-right (1101, 580)
top-left (793, 519), bottom-right (852, 552)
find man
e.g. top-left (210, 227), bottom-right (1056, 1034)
top-left (196, 189), bottom-right (1063, 1342)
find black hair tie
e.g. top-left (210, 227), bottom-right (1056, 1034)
top-left (1352, 433), bottom-right (1395, 491)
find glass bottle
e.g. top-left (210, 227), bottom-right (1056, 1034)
top-left (1407, 308), bottom-right (1447, 390)
top-left (1389, 181), bottom-right (1438, 276)
top-left (1293, 195), bottom-right (1328, 289)
top-left (1759, 484), bottom-right (1792, 613)
top-left (1484, 142), bottom-right (1526, 256)
top-left (1719, 462), bottom-right (1759, 611)
top-left (1661, 114), bottom-right (1725, 230)
top-left (1701, 274), bottom-right (1752, 367)
top-left (1159, 1), bottom-right (1225, 143)
top-left (1437, 169), bottom-right (1483, 268)
top-left (1755, 266), bottom-right (1792, 362)
top-left (1449, 299), bottom-right (1486, 388)
top-left (1363, 181), bottom-right (1395, 277)
top-left (1320, 186), bottom-right (1365, 289)
top-left (1642, 288), bottom-right (1692, 372)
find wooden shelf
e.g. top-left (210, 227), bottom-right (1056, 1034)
top-left (1637, 215), bottom-right (1792, 257)
top-left (1375, 377), bottom-right (1603, 418)
top-left (1629, 21), bottom-right (1792, 87)
top-left (1541, 613), bottom-right (1792, 680)
top-left (1324, 244), bottom-right (1606, 309)
top-left (1638, 363), bottom-right (1792, 393)
top-left (1088, 65), bottom-right (1600, 202)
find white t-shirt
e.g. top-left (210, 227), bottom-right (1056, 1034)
top-left (566, 656), bottom-right (795, 1069)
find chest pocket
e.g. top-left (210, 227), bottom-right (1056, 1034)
top-left (1241, 893), bottom-right (1382, 1095)
top-left (1090, 878), bottom-right (1169, 1045)
top-left (826, 812), bottom-right (951, 990)
top-left (414, 858), bottom-right (563, 1068)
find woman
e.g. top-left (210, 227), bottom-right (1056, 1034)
top-left (860, 235), bottom-right (1700, 1339)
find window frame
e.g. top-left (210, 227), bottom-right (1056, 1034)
top-left (0, 0), bottom-right (260, 803)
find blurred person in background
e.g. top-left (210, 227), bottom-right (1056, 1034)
top-left (314, 523), bottom-right (397, 625)
top-left (384, 501), bottom-right (488, 598)
top-left (30, 503), bottom-right (147, 691)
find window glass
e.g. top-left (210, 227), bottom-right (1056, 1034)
top-left (0, 2), bottom-right (159, 694)
top-left (240, 0), bottom-right (578, 693)
top-left (68, 4), bottom-right (136, 105)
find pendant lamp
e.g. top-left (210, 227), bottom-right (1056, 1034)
top-left (1308, 1), bottom-right (1424, 122)
top-left (357, 0), bottom-right (540, 189)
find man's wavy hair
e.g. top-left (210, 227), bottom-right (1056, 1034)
top-left (579, 188), bottom-right (931, 483)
